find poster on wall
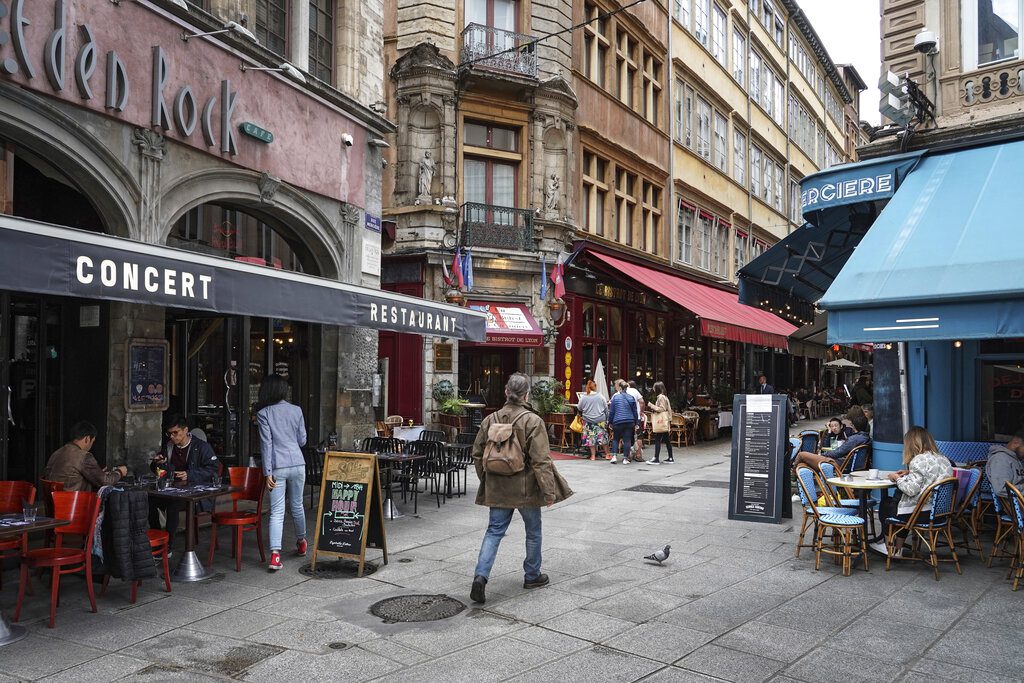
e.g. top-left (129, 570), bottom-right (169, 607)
top-left (126, 339), bottom-right (169, 412)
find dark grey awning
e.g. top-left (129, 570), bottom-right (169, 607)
top-left (0, 216), bottom-right (486, 341)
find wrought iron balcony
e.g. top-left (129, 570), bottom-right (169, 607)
top-left (461, 23), bottom-right (538, 79)
top-left (461, 203), bottom-right (536, 251)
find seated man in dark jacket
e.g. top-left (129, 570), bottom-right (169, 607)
top-left (149, 416), bottom-right (220, 553)
top-left (793, 415), bottom-right (871, 472)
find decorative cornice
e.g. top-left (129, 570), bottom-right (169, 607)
top-left (131, 128), bottom-right (167, 161)
top-left (390, 42), bottom-right (457, 81)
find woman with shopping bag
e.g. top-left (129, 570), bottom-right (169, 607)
top-left (646, 382), bottom-right (674, 464)
top-left (577, 380), bottom-right (612, 461)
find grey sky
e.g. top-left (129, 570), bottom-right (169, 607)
top-left (798, 0), bottom-right (883, 125)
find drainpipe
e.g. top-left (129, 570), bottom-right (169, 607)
top-left (898, 342), bottom-right (910, 433)
top-left (667, 12), bottom-right (676, 264)
top-left (744, 1), bottom-right (755, 388)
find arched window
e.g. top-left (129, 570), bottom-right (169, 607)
top-left (169, 203), bottom-right (317, 275)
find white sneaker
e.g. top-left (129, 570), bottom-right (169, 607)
top-left (622, 458), bottom-right (631, 465)
top-left (609, 458), bottom-right (618, 464)
top-left (646, 458), bottom-right (661, 465)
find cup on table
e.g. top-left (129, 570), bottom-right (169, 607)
top-left (22, 501), bottom-right (38, 523)
top-left (156, 477), bottom-right (169, 491)
top-left (868, 468), bottom-right (879, 480)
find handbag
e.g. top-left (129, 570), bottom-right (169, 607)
top-left (651, 410), bottom-right (671, 433)
top-left (569, 414), bottom-right (584, 433)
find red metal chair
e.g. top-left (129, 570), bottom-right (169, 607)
top-left (207, 467), bottom-right (266, 572)
top-left (0, 481), bottom-right (36, 589)
top-left (39, 479), bottom-right (64, 546)
top-left (14, 491), bottom-right (102, 628)
top-left (101, 528), bottom-right (171, 604)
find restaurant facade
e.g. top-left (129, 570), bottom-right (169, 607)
top-left (0, 0), bottom-right (485, 483)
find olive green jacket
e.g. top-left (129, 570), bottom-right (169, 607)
top-left (472, 401), bottom-right (573, 509)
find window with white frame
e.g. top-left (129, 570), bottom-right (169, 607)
top-left (684, 85), bottom-right (695, 148)
top-left (677, 200), bottom-right (695, 264)
top-left (713, 111), bottom-right (728, 172)
top-left (772, 78), bottom-right (785, 126)
top-left (715, 221), bottom-right (730, 276)
top-left (750, 145), bottom-right (762, 197)
top-left (773, 162), bottom-right (784, 212)
top-left (789, 178), bottom-right (800, 223)
top-left (733, 129), bottom-right (746, 186)
top-left (761, 0), bottom-right (774, 29)
top-left (732, 28), bottom-right (746, 86)
top-left (697, 212), bottom-right (713, 270)
top-left (815, 122), bottom-right (825, 167)
top-left (735, 229), bottom-right (748, 273)
top-left (749, 49), bottom-right (762, 103)
top-left (712, 4), bottom-right (727, 66)
top-left (674, 0), bottom-right (690, 29)
top-left (825, 87), bottom-right (843, 126)
top-left (773, 17), bottom-right (784, 47)
top-left (963, 1), bottom-right (1021, 70)
top-left (752, 238), bottom-right (767, 260)
top-left (673, 78), bottom-right (686, 143)
top-left (697, 96), bottom-right (712, 160)
top-left (694, 0), bottom-right (710, 47)
top-left (826, 142), bottom-right (842, 168)
top-left (762, 153), bottom-right (773, 206)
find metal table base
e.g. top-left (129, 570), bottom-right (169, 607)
top-left (171, 549), bottom-right (215, 582)
top-left (0, 614), bottom-right (27, 647)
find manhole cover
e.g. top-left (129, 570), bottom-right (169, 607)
top-left (624, 484), bottom-right (689, 494)
top-left (686, 479), bottom-right (730, 489)
top-left (299, 560), bottom-right (378, 579)
top-left (398, 558), bottom-right (414, 563)
top-left (327, 642), bottom-right (350, 650)
top-left (370, 594), bottom-right (466, 623)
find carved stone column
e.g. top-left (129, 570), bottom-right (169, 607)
top-left (131, 128), bottom-right (166, 245)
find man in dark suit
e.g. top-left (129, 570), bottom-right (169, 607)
top-left (757, 375), bottom-right (775, 395)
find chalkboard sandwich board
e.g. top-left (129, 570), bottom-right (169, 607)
top-left (727, 394), bottom-right (789, 524)
top-left (311, 451), bottom-right (388, 576)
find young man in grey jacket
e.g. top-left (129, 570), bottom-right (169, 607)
top-left (985, 432), bottom-right (1024, 498)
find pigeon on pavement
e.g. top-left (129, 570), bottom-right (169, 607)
top-left (644, 544), bottom-right (671, 564)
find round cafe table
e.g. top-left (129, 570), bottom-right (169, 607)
top-left (826, 470), bottom-right (897, 544)
top-left (0, 515), bottom-right (70, 647)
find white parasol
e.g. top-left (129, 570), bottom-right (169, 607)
top-left (594, 358), bottom-right (610, 402)
top-left (824, 358), bottom-right (860, 368)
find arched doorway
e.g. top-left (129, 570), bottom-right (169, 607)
top-left (164, 203), bottom-right (323, 464)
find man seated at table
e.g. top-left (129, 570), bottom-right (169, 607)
top-left (792, 415), bottom-right (871, 472)
top-left (42, 421), bottom-right (127, 492)
top-left (986, 432), bottom-right (1024, 498)
top-left (149, 416), bottom-right (220, 554)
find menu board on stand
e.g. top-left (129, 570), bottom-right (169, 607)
top-left (310, 451), bottom-right (388, 576)
top-left (727, 394), bottom-right (790, 523)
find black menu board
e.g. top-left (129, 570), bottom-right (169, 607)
top-left (126, 339), bottom-right (169, 412)
top-left (728, 394), bottom-right (789, 523)
top-left (311, 452), bottom-right (387, 576)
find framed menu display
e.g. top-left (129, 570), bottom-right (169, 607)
top-left (728, 393), bottom-right (789, 523)
top-left (126, 339), bottom-right (169, 412)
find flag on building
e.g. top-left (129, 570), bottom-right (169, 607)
top-left (550, 253), bottom-right (565, 299)
top-left (452, 248), bottom-right (464, 289)
top-left (540, 253), bottom-right (548, 299)
top-left (462, 248), bottom-right (474, 291)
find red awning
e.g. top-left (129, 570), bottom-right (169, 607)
top-left (589, 252), bottom-right (797, 350)
top-left (463, 301), bottom-right (544, 348)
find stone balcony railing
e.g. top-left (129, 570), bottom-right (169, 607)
top-left (960, 61), bottom-right (1024, 106)
top-left (460, 23), bottom-right (538, 79)
top-left (461, 202), bottom-right (536, 251)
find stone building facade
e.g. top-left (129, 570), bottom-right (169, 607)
top-left (0, 0), bottom-right (405, 481)
top-left (380, 0), bottom-right (579, 419)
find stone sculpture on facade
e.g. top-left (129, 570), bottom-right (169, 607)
top-left (543, 172), bottom-right (561, 217)
top-left (417, 150), bottom-right (436, 201)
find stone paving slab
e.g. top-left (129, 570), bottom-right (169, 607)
top-left (4, 419), bottom-right (1024, 681)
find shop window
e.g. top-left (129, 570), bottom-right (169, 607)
top-left (978, 360), bottom-right (1024, 440)
top-left (596, 304), bottom-right (609, 338)
top-left (608, 307), bottom-right (622, 339)
top-left (170, 203), bottom-right (313, 274)
top-left (256, 0), bottom-right (288, 58)
top-left (582, 302), bottom-right (595, 337)
top-left (308, 0), bottom-right (334, 83)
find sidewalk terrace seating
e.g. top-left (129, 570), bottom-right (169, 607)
top-left (935, 440), bottom-right (995, 465)
top-left (883, 476), bottom-right (961, 580)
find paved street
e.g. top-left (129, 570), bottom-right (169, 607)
top-left (1, 426), bottom-right (1019, 682)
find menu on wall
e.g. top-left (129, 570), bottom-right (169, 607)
top-left (311, 452), bottom-right (387, 576)
top-left (728, 394), bottom-right (789, 523)
top-left (126, 339), bottom-right (169, 412)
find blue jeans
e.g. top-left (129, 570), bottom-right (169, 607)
top-left (473, 507), bottom-right (543, 581)
top-left (612, 423), bottom-right (634, 458)
top-left (268, 465), bottom-right (306, 552)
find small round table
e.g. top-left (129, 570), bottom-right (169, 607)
top-left (826, 470), bottom-right (897, 544)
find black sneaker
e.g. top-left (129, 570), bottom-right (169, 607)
top-left (470, 575), bottom-right (487, 604)
top-left (664, 458), bottom-right (675, 463)
top-left (523, 573), bottom-right (550, 589)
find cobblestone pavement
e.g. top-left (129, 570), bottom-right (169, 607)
top-left (1, 422), bottom-right (1019, 682)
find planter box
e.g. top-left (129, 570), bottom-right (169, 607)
top-left (437, 413), bottom-right (469, 434)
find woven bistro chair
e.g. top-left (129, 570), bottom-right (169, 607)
top-left (383, 415), bottom-right (404, 437)
top-left (950, 466), bottom-right (985, 559)
top-left (793, 465), bottom-right (856, 558)
top-left (795, 465), bottom-right (868, 576)
top-left (818, 462), bottom-right (878, 538)
top-left (797, 429), bottom-right (820, 455)
top-left (669, 415), bottom-right (686, 447)
top-left (839, 444), bottom-right (871, 474)
top-left (987, 484), bottom-right (1019, 567)
top-left (1004, 482), bottom-right (1024, 591)
top-left (883, 477), bottom-right (961, 580)
top-left (680, 410), bottom-right (700, 447)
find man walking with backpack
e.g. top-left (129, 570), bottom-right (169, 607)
top-left (470, 373), bottom-right (573, 604)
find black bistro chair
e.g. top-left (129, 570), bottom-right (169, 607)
top-left (419, 429), bottom-right (445, 442)
top-left (404, 440), bottom-right (446, 509)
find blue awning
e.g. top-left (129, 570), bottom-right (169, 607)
top-left (800, 150), bottom-right (924, 219)
top-left (738, 150), bottom-right (924, 322)
top-left (821, 139), bottom-right (1024, 343)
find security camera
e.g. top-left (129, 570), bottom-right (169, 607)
top-left (341, 133), bottom-right (354, 147)
top-left (914, 29), bottom-right (937, 54)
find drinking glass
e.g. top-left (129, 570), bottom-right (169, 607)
top-left (22, 502), bottom-right (38, 523)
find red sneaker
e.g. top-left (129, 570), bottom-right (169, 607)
top-left (296, 538), bottom-right (308, 556)
top-left (268, 551), bottom-right (283, 571)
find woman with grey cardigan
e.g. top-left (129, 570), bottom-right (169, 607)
top-left (577, 380), bottom-right (611, 461)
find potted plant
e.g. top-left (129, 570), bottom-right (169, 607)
top-left (531, 378), bottom-right (569, 421)
top-left (438, 395), bottom-right (470, 432)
